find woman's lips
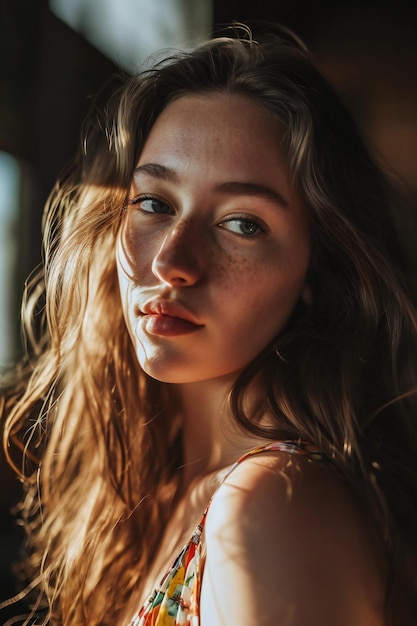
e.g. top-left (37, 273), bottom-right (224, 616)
top-left (141, 314), bottom-right (203, 336)
top-left (139, 299), bottom-right (204, 336)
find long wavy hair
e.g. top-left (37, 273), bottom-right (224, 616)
top-left (1, 25), bottom-right (417, 625)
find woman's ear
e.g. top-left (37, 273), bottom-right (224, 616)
top-left (301, 284), bottom-right (313, 306)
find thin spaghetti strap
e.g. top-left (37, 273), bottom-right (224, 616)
top-left (236, 439), bottom-right (327, 465)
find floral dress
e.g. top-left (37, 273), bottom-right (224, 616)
top-left (128, 440), bottom-right (326, 626)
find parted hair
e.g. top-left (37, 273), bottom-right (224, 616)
top-left (1, 24), bottom-right (417, 625)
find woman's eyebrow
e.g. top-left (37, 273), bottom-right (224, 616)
top-left (133, 163), bottom-right (289, 209)
top-left (134, 163), bottom-right (179, 183)
top-left (217, 181), bottom-right (289, 209)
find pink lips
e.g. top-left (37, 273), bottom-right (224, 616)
top-left (140, 299), bottom-right (203, 337)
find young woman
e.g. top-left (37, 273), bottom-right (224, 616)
top-left (1, 25), bottom-right (417, 626)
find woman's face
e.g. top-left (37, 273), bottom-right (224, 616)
top-left (116, 93), bottom-right (310, 384)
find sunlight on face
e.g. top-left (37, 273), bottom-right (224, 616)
top-left (116, 93), bottom-right (310, 384)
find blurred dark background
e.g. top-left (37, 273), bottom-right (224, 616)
top-left (1, 0), bottom-right (416, 618)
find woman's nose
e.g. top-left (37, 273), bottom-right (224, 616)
top-left (151, 221), bottom-right (202, 286)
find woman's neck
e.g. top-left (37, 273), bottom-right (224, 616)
top-left (176, 375), bottom-right (268, 488)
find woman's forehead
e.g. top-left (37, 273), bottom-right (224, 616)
top-left (136, 93), bottom-right (290, 180)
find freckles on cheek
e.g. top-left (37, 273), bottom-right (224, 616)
top-left (215, 249), bottom-right (261, 295)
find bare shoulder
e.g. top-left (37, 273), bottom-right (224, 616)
top-left (200, 451), bottom-right (386, 626)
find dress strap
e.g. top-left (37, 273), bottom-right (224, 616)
top-left (236, 439), bottom-right (326, 464)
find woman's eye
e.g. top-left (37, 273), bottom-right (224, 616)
top-left (220, 218), bottom-right (263, 237)
top-left (129, 195), bottom-right (173, 214)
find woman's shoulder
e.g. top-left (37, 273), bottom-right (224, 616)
top-left (209, 444), bottom-right (350, 521)
top-left (201, 448), bottom-right (386, 626)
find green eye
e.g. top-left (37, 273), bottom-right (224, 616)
top-left (221, 218), bottom-right (263, 237)
top-left (128, 194), bottom-right (173, 214)
top-left (139, 198), bottom-right (172, 214)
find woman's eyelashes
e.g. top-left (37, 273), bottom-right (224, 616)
top-left (218, 215), bottom-right (266, 237)
top-left (128, 194), bottom-right (173, 214)
top-left (127, 193), bottom-right (267, 238)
